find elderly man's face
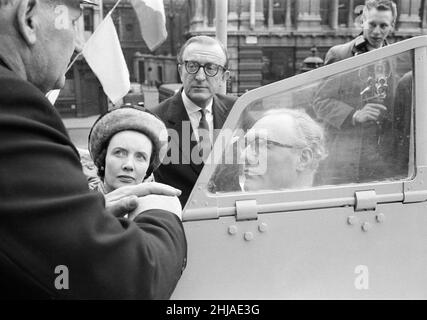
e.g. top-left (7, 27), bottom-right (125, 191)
top-left (362, 8), bottom-right (394, 49)
top-left (242, 114), bottom-right (306, 192)
top-left (179, 41), bottom-right (228, 107)
top-left (32, 1), bottom-right (83, 92)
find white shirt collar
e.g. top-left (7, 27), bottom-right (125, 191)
top-left (182, 90), bottom-right (213, 115)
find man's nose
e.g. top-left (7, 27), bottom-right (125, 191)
top-left (372, 25), bottom-right (381, 35)
top-left (243, 146), bottom-right (258, 166)
top-left (194, 67), bottom-right (207, 81)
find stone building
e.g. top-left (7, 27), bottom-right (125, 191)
top-left (58, 0), bottom-right (427, 117)
top-left (57, 0), bottom-right (188, 117)
top-left (187, 0), bottom-right (427, 95)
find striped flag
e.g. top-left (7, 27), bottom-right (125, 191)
top-left (82, 14), bottom-right (130, 104)
top-left (130, 0), bottom-right (168, 51)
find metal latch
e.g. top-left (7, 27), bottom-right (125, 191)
top-left (354, 190), bottom-right (377, 211)
top-left (236, 200), bottom-right (258, 221)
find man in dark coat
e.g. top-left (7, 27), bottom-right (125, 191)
top-left (312, 0), bottom-right (398, 185)
top-left (323, 0), bottom-right (397, 65)
top-left (152, 36), bottom-right (237, 207)
top-left (0, 0), bottom-right (186, 299)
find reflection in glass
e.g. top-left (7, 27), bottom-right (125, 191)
top-left (209, 50), bottom-right (414, 194)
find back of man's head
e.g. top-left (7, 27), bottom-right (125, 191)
top-left (363, 0), bottom-right (398, 24)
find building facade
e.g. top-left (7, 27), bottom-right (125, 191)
top-left (57, 0), bottom-right (188, 117)
top-left (187, 0), bottom-right (427, 95)
top-left (58, 0), bottom-right (427, 117)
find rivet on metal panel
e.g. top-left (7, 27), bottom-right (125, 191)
top-left (228, 225), bottom-right (238, 235)
top-left (244, 232), bottom-right (254, 241)
top-left (258, 223), bottom-right (268, 233)
top-left (376, 213), bottom-right (385, 223)
top-left (347, 216), bottom-right (357, 226)
top-left (361, 222), bottom-right (371, 232)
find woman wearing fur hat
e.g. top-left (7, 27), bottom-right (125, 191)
top-left (88, 105), bottom-right (181, 219)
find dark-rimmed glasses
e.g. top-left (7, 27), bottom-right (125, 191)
top-left (246, 137), bottom-right (305, 153)
top-left (181, 61), bottom-right (226, 77)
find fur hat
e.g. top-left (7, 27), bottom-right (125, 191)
top-left (88, 106), bottom-right (168, 178)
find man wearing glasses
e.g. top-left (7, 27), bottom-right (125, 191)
top-left (242, 109), bottom-right (327, 192)
top-left (153, 36), bottom-right (237, 207)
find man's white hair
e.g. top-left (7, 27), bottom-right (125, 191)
top-left (262, 108), bottom-right (328, 170)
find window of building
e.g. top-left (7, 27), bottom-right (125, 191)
top-left (61, 69), bottom-right (76, 98)
top-left (111, 11), bottom-right (121, 37)
top-left (319, 0), bottom-right (330, 26)
top-left (157, 65), bottom-right (163, 83)
top-left (273, 0), bottom-right (286, 25)
top-left (263, 0), bottom-right (269, 26)
top-left (338, 0), bottom-right (365, 27)
top-left (83, 7), bottom-right (94, 32)
top-left (207, 0), bottom-right (215, 26)
top-left (138, 61), bottom-right (145, 83)
top-left (264, 0), bottom-right (295, 27)
top-left (262, 47), bottom-right (295, 86)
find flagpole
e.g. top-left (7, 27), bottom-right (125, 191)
top-left (216, 0), bottom-right (228, 94)
top-left (215, 0), bottom-right (228, 48)
top-left (109, 0), bottom-right (123, 17)
top-left (66, 0), bottom-right (123, 72)
top-left (99, 0), bottom-right (103, 20)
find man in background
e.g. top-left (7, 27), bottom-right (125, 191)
top-left (153, 36), bottom-right (237, 207)
top-left (324, 0), bottom-right (397, 65)
top-left (312, 0), bottom-right (397, 185)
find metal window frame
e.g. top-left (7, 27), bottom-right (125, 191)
top-left (183, 36), bottom-right (427, 222)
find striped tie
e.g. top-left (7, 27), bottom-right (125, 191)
top-left (198, 108), bottom-right (211, 161)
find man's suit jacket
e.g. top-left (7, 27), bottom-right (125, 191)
top-left (313, 36), bottom-right (395, 185)
top-left (0, 63), bottom-right (187, 299)
top-left (152, 91), bottom-right (237, 207)
top-left (324, 35), bottom-right (389, 65)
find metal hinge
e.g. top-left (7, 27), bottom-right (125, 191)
top-left (236, 200), bottom-right (258, 221)
top-left (404, 167), bottom-right (427, 203)
top-left (354, 190), bottom-right (377, 211)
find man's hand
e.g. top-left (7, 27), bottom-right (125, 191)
top-left (106, 195), bottom-right (139, 218)
top-left (128, 195), bottom-right (183, 221)
top-left (353, 103), bottom-right (387, 124)
top-left (105, 183), bottom-right (182, 218)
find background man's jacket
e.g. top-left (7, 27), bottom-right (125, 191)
top-left (152, 91), bottom-right (236, 208)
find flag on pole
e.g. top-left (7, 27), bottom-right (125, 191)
top-left (82, 14), bottom-right (130, 104)
top-left (130, 0), bottom-right (168, 51)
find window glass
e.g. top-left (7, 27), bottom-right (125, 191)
top-left (338, 0), bottom-right (365, 27)
top-left (319, 0), bottom-right (330, 26)
top-left (208, 50), bottom-right (414, 194)
top-left (273, 0), bottom-right (286, 25)
top-left (207, 0), bottom-right (215, 26)
top-left (83, 7), bottom-right (94, 32)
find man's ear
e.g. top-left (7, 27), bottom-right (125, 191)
top-left (178, 64), bottom-right (184, 82)
top-left (296, 148), bottom-right (313, 172)
top-left (222, 70), bottom-right (230, 81)
top-left (16, 0), bottom-right (38, 46)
